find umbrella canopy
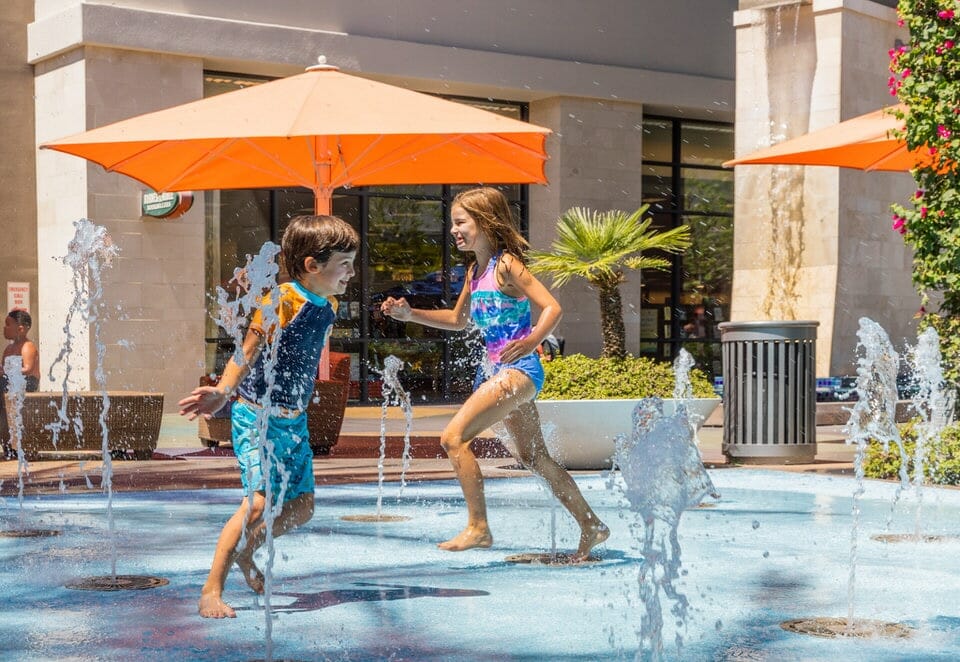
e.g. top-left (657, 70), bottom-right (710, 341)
top-left (723, 104), bottom-right (932, 172)
top-left (40, 61), bottom-right (550, 214)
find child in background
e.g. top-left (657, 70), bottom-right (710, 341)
top-left (179, 215), bottom-right (358, 618)
top-left (2, 309), bottom-right (40, 393)
top-left (381, 187), bottom-right (608, 560)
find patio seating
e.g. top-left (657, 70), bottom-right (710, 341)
top-left (3, 391), bottom-right (163, 460)
top-left (197, 351), bottom-right (351, 456)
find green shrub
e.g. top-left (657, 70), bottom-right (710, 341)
top-left (863, 418), bottom-right (960, 486)
top-left (540, 353), bottom-right (716, 400)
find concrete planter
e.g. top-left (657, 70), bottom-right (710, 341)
top-left (506, 398), bottom-right (721, 470)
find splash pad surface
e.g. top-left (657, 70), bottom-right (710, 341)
top-left (2, 470), bottom-right (960, 661)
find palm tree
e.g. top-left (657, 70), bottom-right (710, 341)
top-left (528, 206), bottom-right (691, 359)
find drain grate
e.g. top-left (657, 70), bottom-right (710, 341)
top-left (0, 529), bottom-right (61, 538)
top-left (340, 514), bottom-right (411, 522)
top-left (65, 575), bottom-right (170, 591)
top-left (871, 533), bottom-right (959, 543)
top-left (781, 617), bottom-right (912, 639)
top-left (505, 552), bottom-right (600, 565)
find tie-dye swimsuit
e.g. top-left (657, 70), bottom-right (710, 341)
top-left (469, 252), bottom-right (545, 395)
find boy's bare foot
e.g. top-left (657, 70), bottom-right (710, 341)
top-left (199, 591), bottom-right (236, 619)
top-left (573, 522), bottom-right (610, 561)
top-left (437, 526), bottom-right (493, 551)
top-left (236, 556), bottom-right (265, 594)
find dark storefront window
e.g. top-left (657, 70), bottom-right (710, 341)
top-left (202, 72), bottom-right (528, 402)
top-left (641, 117), bottom-right (733, 378)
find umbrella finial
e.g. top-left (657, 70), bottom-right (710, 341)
top-left (306, 55), bottom-right (339, 72)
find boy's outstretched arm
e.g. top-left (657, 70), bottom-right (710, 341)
top-left (178, 328), bottom-right (264, 420)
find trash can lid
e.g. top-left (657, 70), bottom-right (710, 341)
top-left (718, 320), bottom-right (819, 341)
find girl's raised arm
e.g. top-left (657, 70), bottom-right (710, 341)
top-left (381, 265), bottom-right (475, 331)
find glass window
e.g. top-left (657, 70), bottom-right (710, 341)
top-left (681, 168), bottom-right (733, 216)
top-left (642, 118), bottom-right (673, 162)
top-left (681, 122), bottom-right (735, 166)
top-left (641, 164), bottom-right (674, 215)
top-left (682, 215), bottom-right (733, 326)
top-left (640, 116), bottom-right (733, 377)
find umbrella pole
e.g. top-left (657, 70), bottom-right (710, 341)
top-left (314, 192), bottom-right (332, 216)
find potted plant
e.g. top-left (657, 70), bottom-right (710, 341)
top-left (520, 206), bottom-right (719, 469)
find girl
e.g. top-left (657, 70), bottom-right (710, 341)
top-left (381, 187), bottom-right (608, 560)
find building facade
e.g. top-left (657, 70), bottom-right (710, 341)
top-left (2, 0), bottom-right (913, 408)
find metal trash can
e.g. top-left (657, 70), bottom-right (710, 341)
top-left (719, 321), bottom-right (819, 464)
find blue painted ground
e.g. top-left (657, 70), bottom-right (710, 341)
top-left (2, 470), bottom-right (960, 661)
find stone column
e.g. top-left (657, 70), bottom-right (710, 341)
top-left (35, 46), bottom-right (206, 406)
top-left (731, 0), bottom-right (915, 375)
top-left (529, 96), bottom-right (646, 357)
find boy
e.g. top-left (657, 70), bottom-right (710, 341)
top-left (179, 215), bottom-right (358, 618)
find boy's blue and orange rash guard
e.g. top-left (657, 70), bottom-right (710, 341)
top-left (236, 281), bottom-right (338, 412)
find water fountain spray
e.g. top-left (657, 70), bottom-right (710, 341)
top-left (612, 349), bottom-right (719, 660)
top-left (3, 357), bottom-right (28, 506)
top-left (32, 219), bottom-right (169, 591)
top-left (341, 354), bottom-right (413, 523)
top-left (379, 355), bottom-right (414, 501)
top-left (212, 242), bottom-right (289, 658)
top-left (904, 327), bottom-right (954, 537)
top-left (783, 317), bottom-right (913, 639)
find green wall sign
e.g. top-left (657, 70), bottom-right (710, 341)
top-left (141, 191), bottom-right (193, 218)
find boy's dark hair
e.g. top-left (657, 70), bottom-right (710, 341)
top-left (282, 215), bottom-right (360, 281)
top-left (7, 309), bottom-right (31, 329)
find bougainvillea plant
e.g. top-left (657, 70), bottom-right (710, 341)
top-left (889, 0), bottom-right (960, 391)
top-left (888, 0), bottom-right (960, 314)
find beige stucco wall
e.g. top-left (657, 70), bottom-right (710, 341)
top-left (528, 96), bottom-right (646, 357)
top-left (731, 0), bottom-right (917, 375)
top-left (0, 1), bottom-right (40, 333)
top-left (34, 47), bottom-right (206, 399)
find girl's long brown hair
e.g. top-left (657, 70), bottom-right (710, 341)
top-left (452, 187), bottom-right (529, 264)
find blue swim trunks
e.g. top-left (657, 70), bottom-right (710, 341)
top-left (473, 353), bottom-right (545, 397)
top-left (231, 399), bottom-right (315, 503)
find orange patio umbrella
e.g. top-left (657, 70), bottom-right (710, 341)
top-left (40, 60), bottom-right (550, 214)
top-left (723, 104), bottom-right (932, 172)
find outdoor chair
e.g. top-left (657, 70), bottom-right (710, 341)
top-left (197, 351), bottom-right (351, 456)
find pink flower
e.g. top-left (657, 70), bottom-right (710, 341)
top-left (902, 68), bottom-right (911, 78)
top-left (898, 18), bottom-right (905, 27)
top-left (938, 124), bottom-right (952, 139)
top-left (938, 9), bottom-right (955, 19)
top-left (947, 40), bottom-right (956, 49)
top-left (916, 189), bottom-right (925, 199)
top-left (892, 216), bottom-right (906, 231)
top-left (921, 207), bottom-right (928, 218)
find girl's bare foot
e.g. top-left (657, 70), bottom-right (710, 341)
top-left (199, 591), bottom-right (236, 618)
top-left (574, 522), bottom-right (610, 561)
top-left (236, 556), bottom-right (265, 594)
top-left (437, 525), bottom-right (493, 551)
